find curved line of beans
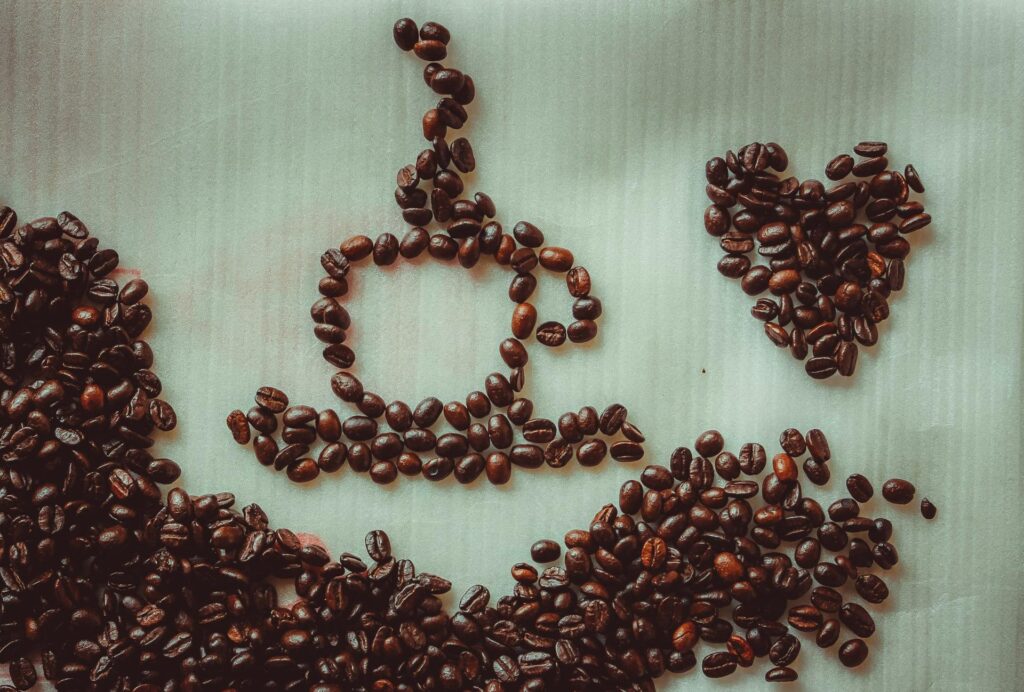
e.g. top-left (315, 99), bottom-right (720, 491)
top-left (225, 18), bottom-right (649, 486)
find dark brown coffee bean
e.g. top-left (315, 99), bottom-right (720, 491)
top-left (920, 497), bottom-right (937, 519)
top-left (255, 386), bottom-right (288, 413)
top-left (846, 474), bottom-right (873, 502)
top-left (511, 303), bottom-right (537, 339)
top-left (485, 452), bottom-right (511, 484)
top-left (564, 266), bottom-right (592, 297)
top-left (702, 651), bottom-right (738, 678)
top-left (428, 233), bottom-right (458, 260)
top-left (317, 442), bottom-right (347, 472)
top-left (765, 666), bottom-right (798, 683)
top-left (610, 441), bottom-right (644, 462)
top-left (538, 247), bottom-right (574, 272)
top-left (567, 320), bottom-right (597, 343)
top-left (577, 439), bottom-right (607, 466)
top-left (904, 163), bottom-right (924, 192)
top-left (393, 17), bottom-right (418, 49)
top-left (536, 321), bottom-right (567, 347)
top-left (839, 638), bottom-right (869, 667)
top-left (422, 456), bottom-right (454, 481)
top-left (838, 602), bottom-right (875, 638)
top-left (286, 458), bottom-right (319, 483)
top-left (399, 227), bottom-right (430, 258)
top-left (826, 154), bottom-right (854, 180)
top-left (509, 273), bottom-right (537, 303)
top-left (510, 444), bottom-right (544, 468)
top-left (769, 634), bottom-right (800, 666)
top-left (226, 409), bottom-right (251, 444)
top-left (572, 295), bottom-right (602, 320)
top-left (513, 221), bottom-right (544, 247)
top-left (882, 478), bottom-right (915, 504)
top-left (815, 619), bottom-right (841, 648)
top-left (873, 542), bottom-right (899, 569)
top-left (499, 338), bottom-right (528, 368)
top-left (253, 434), bottom-right (278, 466)
top-left (805, 356), bottom-right (837, 379)
top-left (705, 205), bottom-right (731, 236)
top-left (530, 540), bottom-right (560, 563)
top-left (788, 604), bottom-right (823, 632)
top-left (598, 404), bottom-right (627, 436)
top-left (485, 372), bottom-right (514, 407)
top-left (809, 586), bottom-right (843, 614)
top-left (412, 397), bottom-right (442, 427)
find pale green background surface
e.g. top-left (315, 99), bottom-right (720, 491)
top-left (1, 1), bottom-right (1023, 690)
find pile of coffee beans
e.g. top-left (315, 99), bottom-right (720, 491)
top-left (227, 18), bottom-right (646, 485)
top-left (0, 17), bottom-right (935, 691)
top-left (704, 142), bottom-right (930, 378)
top-left (487, 427), bottom-right (929, 685)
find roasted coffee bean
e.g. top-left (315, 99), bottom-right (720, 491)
top-left (920, 497), bottom-right (937, 519)
top-left (576, 439), bottom-right (607, 467)
top-left (882, 478), bottom-right (916, 504)
top-left (226, 409), bottom-right (251, 444)
top-left (702, 651), bottom-right (738, 678)
top-left (839, 638), bottom-right (869, 667)
top-left (485, 452), bottom-right (511, 484)
top-left (572, 295), bottom-right (602, 320)
top-left (769, 634), bottom-right (801, 666)
top-left (511, 303), bottom-right (537, 339)
top-left (816, 618), bottom-right (841, 648)
top-left (567, 319), bottom-right (597, 343)
top-left (531, 540), bottom-right (561, 563)
top-left (532, 321), bottom-right (566, 347)
top-left (852, 574), bottom-right (891, 607)
top-left (872, 542), bottom-right (899, 569)
top-left (255, 386), bottom-right (288, 413)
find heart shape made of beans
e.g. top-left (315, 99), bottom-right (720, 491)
top-left (703, 141), bottom-right (930, 379)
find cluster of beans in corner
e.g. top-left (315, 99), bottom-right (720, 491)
top-left (225, 17), bottom-right (647, 486)
top-left (704, 141), bottom-right (930, 378)
top-left (506, 427), bottom-right (935, 685)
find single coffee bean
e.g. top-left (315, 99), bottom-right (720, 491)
top-left (393, 17), bottom-right (418, 50)
top-left (511, 303), bottom-right (537, 339)
top-left (765, 666), bottom-right (798, 683)
top-left (838, 638), bottom-right (869, 667)
top-left (920, 497), bottom-right (937, 519)
top-left (817, 619), bottom-right (841, 648)
top-left (881, 478), bottom-right (915, 504)
top-left (536, 321), bottom-right (567, 347)
top-left (577, 440), bottom-right (607, 466)
top-left (855, 574), bottom-right (890, 604)
top-left (531, 540), bottom-right (561, 563)
top-left (513, 221), bottom-right (544, 247)
top-left (485, 452), bottom-right (511, 484)
top-left (701, 651), bottom-right (738, 679)
top-left (567, 319), bottom-right (597, 343)
top-left (872, 542), bottom-right (899, 569)
top-left (826, 154), bottom-right (854, 180)
top-left (610, 441), bottom-right (644, 462)
top-left (413, 397), bottom-right (443, 427)
top-left (566, 266), bottom-right (591, 297)
top-left (788, 604), bottom-right (823, 631)
top-left (571, 297), bottom-right (603, 322)
top-left (839, 602), bottom-right (875, 637)
top-left (539, 247), bottom-right (574, 272)
top-left (226, 409), bottom-right (251, 444)
top-left (769, 634), bottom-right (800, 666)
top-left (811, 586), bottom-right (843, 613)
top-left (255, 386), bottom-right (288, 413)
top-left (287, 458), bottom-right (320, 483)
top-left (317, 442), bottom-right (347, 472)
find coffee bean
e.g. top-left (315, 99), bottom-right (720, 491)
top-left (510, 444), bottom-right (543, 468)
top-left (920, 497), bottom-right (937, 519)
top-left (511, 303), bottom-right (537, 339)
top-left (485, 452), bottom-right (511, 484)
top-left (393, 17), bottom-right (418, 50)
top-left (400, 227), bottom-right (430, 258)
top-left (538, 247), bottom-right (574, 272)
top-left (872, 542), bottom-right (899, 569)
top-left (530, 540), bottom-right (560, 563)
top-left (567, 320), bottom-right (597, 343)
top-left (317, 442), bottom-right (347, 472)
top-left (805, 356), bottom-right (837, 378)
top-left (826, 154), bottom-right (854, 180)
top-left (226, 409), bottom-right (251, 444)
top-left (566, 266), bottom-right (591, 297)
top-left (572, 296), bottom-right (602, 320)
top-left (702, 651), bottom-right (738, 678)
top-left (765, 666), bottom-right (798, 682)
top-left (255, 386), bottom-right (288, 413)
top-left (788, 604), bottom-right (823, 632)
top-left (769, 634), bottom-right (800, 666)
top-left (839, 638), bottom-right (869, 667)
top-left (576, 439), bottom-right (607, 466)
top-left (610, 441), bottom-right (644, 462)
top-left (413, 397), bottom-right (443, 427)
top-left (855, 574), bottom-right (890, 604)
top-left (881, 478), bottom-right (915, 504)
top-left (513, 221), bottom-right (544, 247)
